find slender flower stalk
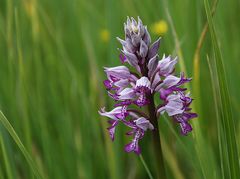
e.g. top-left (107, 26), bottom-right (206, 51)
top-left (99, 17), bottom-right (197, 177)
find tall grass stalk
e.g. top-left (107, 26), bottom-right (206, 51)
top-left (204, 0), bottom-right (240, 178)
top-left (164, 2), bottom-right (218, 178)
top-left (0, 111), bottom-right (43, 179)
top-left (139, 154), bottom-right (153, 179)
top-left (0, 135), bottom-right (14, 179)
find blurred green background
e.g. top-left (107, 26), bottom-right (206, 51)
top-left (0, 0), bottom-right (239, 178)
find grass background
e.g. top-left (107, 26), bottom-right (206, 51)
top-left (0, 0), bottom-right (240, 178)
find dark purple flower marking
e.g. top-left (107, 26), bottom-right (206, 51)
top-left (119, 53), bottom-right (127, 64)
top-left (134, 77), bottom-right (151, 106)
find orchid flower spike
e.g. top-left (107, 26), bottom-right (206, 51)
top-left (99, 17), bottom-right (197, 154)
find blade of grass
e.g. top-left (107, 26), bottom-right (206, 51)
top-left (207, 55), bottom-right (225, 178)
top-left (15, 7), bottom-right (32, 151)
top-left (164, 7), bottom-right (186, 74)
top-left (80, 20), bottom-right (115, 178)
top-left (0, 168), bottom-right (4, 179)
top-left (204, 0), bottom-right (240, 178)
top-left (160, 136), bottom-right (185, 179)
top-left (191, 1), bottom-right (219, 179)
top-left (139, 154), bottom-right (154, 179)
top-left (162, 114), bottom-right (200, 171)
top-left (0, 111), bottom-right (43, 179)
top-left (163, 3), bottom-right (218, 178)
top-left (193, 0), bottom-right (218, 87)
top-left (0, 135), bottom-right (14, 179)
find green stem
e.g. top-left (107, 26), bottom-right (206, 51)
top-left (139, 154), bottom-right (154, 179)
top-left (140, 51), bottom-right (166, 178)
top-left (147, 94), bottom-right (166, 179)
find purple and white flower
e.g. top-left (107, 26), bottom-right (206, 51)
top-left (157, 92), bottom-right (197, 135)
top-left (99, 17), bottom-right (197, 154)
top-left (99, 106), bottom-right (129, 140)
top-left (123, 117), bottom-right (154, 154)
top-left (134, 77), bottom-right (151, 106)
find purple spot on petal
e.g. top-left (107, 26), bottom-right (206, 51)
top-left (107, 126), bottom-right (116, 141)
top-left (107, 120), bottom-right (119, 141)
top-left (180, 122), bottom-right (192, 135)
top-left (124, 142), bottom-right (134, 153)
top-left (134, 93), bottom-right (150, 107)
top-left (160, 88), bottom-right (172, 100)
top-left (103, 80), bottom-right (112, 90)
top-left (109, 75), bottom-right (119, 82)
top-left (119, 53), bottom-right (127, 64)
top-left (124, 140), bottom-right (141, 155)
top-left (114, 100), bottom-right (132, 107)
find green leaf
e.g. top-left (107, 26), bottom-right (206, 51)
top-left (0, 111), bottom-right (43, 179)
top-left (139, 154), bottom-right (154, 179)
top-left (164, 3), bottom-right (218, 179)
top-left (204, 0), bottom-right (240, 178)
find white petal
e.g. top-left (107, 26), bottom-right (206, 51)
top-left (136, 77), bottom-right (151, 89)
top-left (134, 117), bottom-right (154, 131)
top-left (99, 107), bottom-right (122, 120)
top-left (118, 88), bottom-right (136, 100)
top-left (163, 75), bottom-right (181, 88)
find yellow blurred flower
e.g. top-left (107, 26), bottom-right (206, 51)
top-left (23, 0), bottom-right (40, 39)
top-left (24, 0), bottom-right (35, 17)
top-left (151, 20), bottom-right (168, 36)
top-left (100, 29), bottom-right (110, 43)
